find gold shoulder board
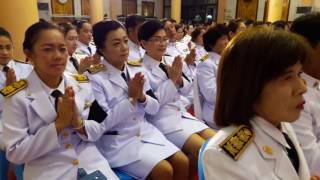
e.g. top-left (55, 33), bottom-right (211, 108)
top-left (200, 54), bottom-right (209, 62)
top-left (127, 59), bottom-right (142, 66)
top-left (0, 80), bottom-right (28, 97)
top-left (87, 64), bottom-right (106, 74)
top-left (73, 74), bottom-right (89, 83)
top-left (219, 125), bottom-right (255, 161)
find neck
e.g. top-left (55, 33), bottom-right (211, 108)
top-left (147, 52), bottom-right (162, 62)
top-left (35, 69), bottom-right (62, 89)
top-left (105, 58), bottom-right (125, 71)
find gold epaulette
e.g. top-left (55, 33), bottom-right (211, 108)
top-left (0, 80), bottom-right (28, 97)
top-left (219, 125), bottom-right (255, 161)
top-left (87, 64), bottom-right (106, 74)
top-left (127, 59), bottom-right (142, 66)
top-left (200, 54), bottom-right (209, 62)
top-left (73, 74), bottom-right (89, 83)
top-left (14, 59), bottom-right (30, 64)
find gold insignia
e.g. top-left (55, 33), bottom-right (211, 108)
top-left (27, 92), bottom-right (32, 96)
top-left (200, 54), bottom-right (209, 62)
top-left (87, 64), bottom-right (106, 74)
top-left (73, 74), bottom-right (89, 83)
top-left (0, 80), bottom-right (28, 98)
top-left (127, 59), bottom-right (142, 66)
top-left (220, 125), bottom-right (255, 161)
top-left (262, 145), bottom-right (273, 155)
top-left (84, 100), bottom-right (92, 109)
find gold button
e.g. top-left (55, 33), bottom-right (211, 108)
top-left (72, 159), bottom-right (79, 166)
top-left (63, 132), bottom-right (69, 137)
top-left (65, 144), bottom-right (73, 149)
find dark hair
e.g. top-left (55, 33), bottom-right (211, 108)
top-left (253, 21), bottom-right (266, 27)
top-left (203, 24), bottom-right (229, 51)
top-left (214, 28), bottom-right (311, 127)
top-left (138, 19), bottom-right (164, 42)
top-left (191, 26), bottom-right (204, 42)
top-left (272, 20), bottom-right (286, 30)
top-left (125, 15), bottom-right (145, 30)
top-left (58, 22), bottom-right (76, 36)
top-left (23, 21), bottom-right (62, 51)
top-left (161, 18), bottom-right (175, 26)
top-left (227, 19), bottom-right (243, 33)
top-left (72, 19), bottom-right (90, 33)
top-left (0, 27), bottom-right (12, 41)
top-left (244, 19), bottom-right (254, 27)
top-left (290, 12), bottom-right (320, 48)
top-left (92, 20), bottom-right (125, 55)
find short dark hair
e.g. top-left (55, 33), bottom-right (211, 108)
top-left (58, 22), bottom-right (76, 36)
top-left (244, 19), bottom-right (254, 27)
top-left (92, 20), bottom-right (125, 55)
top-left (138, 19), bottom-right (164, 42)
top-left (0, 27), bottom-right (12, 41)
top-left (227, 19), bottom-right (243, 33)
top-left (72, 19), bottom-right (90, 33)
top-left (215, 28), bottom-right (311, 127)
top-left (191, 26), bottom-right (204, 42)
top-left (290, 12), bottom-right (320, 48)
top-left (203, 24), bottom-right (229, 51)
top-left (272, 20), bottom-right (286, 30)
top-left (161, 18), bottom-right (175, 26)
top-left (23, 21), bottom-right (62, 51)
top-left (125, 15), bottom-right (145, 30)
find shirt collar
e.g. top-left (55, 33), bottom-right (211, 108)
top-left (38, 73), bottom-right (65, 97)
top-left (253, 116), bottom-right (290, 149)
top-left (301, 72), bottom-right (320, 90)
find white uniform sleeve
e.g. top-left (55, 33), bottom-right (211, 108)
top-left (197, 62), bottom-right (217, 104)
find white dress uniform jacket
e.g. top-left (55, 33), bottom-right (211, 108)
top-left (196, 52), bottom-right (220, 129)
top-left (292, 73), bottom-right (320, 175)
top-left (75, 41), bottom-right (96, 56)
top-left (65, 54), bottom-right (87, 75)
top-left (194, 44), bottom-right (207, 65)
top-left (203, 116), bottom-right (310, 180)
top-left (0, 60), bottom-right (32, 150)
top-left (142, 54), bottom-right (194, 134)
top-left (128, 39), bottom-right (145, 62)
top-left (2, 71), bottom-right (118, 180)
top-left (87, 60), bottom-right (177, 169)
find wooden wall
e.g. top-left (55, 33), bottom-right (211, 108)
top-left (122, 0), bottom-right (137, 16)
top-left (81, 0), bottom-right (90, 16)
top-left (236, 0), bottom-right (258, 20)
top-left (142, 1), bottom-right (154, 17)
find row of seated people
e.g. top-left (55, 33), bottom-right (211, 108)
top-left (1, 12), bottom-right (320, 179)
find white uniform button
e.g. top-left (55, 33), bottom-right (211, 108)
top-left (65, 144), bottom-right (73, 149)
top-left (72, 159), bottom-right (79, 166)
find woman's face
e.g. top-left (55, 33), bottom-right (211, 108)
top-left (163, 21), bottom-right (176, 41)
top-left (254, 63), bottom-right (307, 127)
top-left (0, 35), bottom-right (13, 66)
top-left (176, 27), bottom-right (184, 40)
top-left (195, 30), bottom-right (205, 46)
top-left (65, 29), bottom-right (78, 55)
top-left (100, 28), bottom-right (129, 69)
top-left (26, 29), bottom-right (68, 79)
top-left (78, 22), bottom-right (92, 45)
top-left (212, 35), bottom-right (229, 54)
top-left (141, 29), bottom-right (168, 61)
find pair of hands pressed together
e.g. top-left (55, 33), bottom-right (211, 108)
top-left (54, 86), bottom-right (84, 134)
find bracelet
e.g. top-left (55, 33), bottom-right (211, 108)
top-left (73, 119), bottom-right (84, 130)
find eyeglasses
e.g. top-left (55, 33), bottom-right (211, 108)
top-left (148, 37), bottom-right (169, 45)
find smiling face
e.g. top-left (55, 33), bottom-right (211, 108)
top-left (99, 27), bottom-right (129, 70)
top-left (25, 29), bottom-right (68, 80)
top-left (141, 29), bottom-right (168, 61)
top-left (254, 63), bottom-right (307, 126)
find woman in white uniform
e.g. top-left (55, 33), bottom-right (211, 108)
top-left (58, 22), bottom-right (92, 75)
top-left (138, 19), bottom-right (215, 177)
top-left (73, 20), bottom-right (96, 56)
top-left (89, 20), bottom-right (189, 180)
top-left (2, 21), bottom-right (118, 180)
top-left (202, 28), bottom-right (318, 179)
